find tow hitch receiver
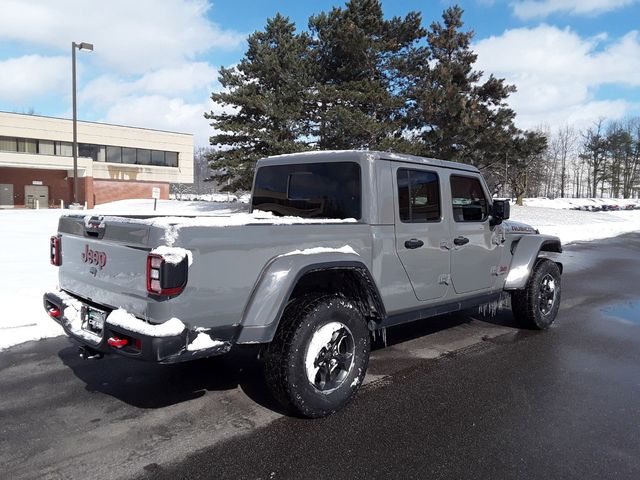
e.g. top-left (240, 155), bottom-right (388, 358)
top-left (79, 346), bottom-right (103, 360)
top-left (107, 336), bottom-right (129, 348)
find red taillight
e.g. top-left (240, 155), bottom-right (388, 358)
top-left (48, 307), bottom-right (61, 318)
top-left (107, 336), bottom-right (129, 348)
top-left (146, 253), bottom-right (187, 296)
top-left (50, 235), bottom-right (61, 266)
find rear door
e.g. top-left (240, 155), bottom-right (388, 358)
top-left (394, 165), bottom-right (451, 301)
top-left (448, 174), bottom-right (502, 294)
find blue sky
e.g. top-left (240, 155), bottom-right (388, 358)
top-left (0, 0), bottom-right (639, 146)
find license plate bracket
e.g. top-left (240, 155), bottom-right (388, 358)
top-left (81, 306), bottom-right (106, 337)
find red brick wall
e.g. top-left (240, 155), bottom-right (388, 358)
top-left (92, 180), bottom-right (169, 205)
top-left (0, 167), bottom-right (72, 207)
top-left (0, 168), bottom-right (169, 208)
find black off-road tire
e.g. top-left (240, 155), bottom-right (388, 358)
top-left (511, 258), bottom-right (562, 330)
top-left (263, 293), bottom-right (370, 418)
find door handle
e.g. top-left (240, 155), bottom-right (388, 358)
top-left (453, 236), bottom-right (469, 246)
top-left (405, 238), bottom-right (424, 249)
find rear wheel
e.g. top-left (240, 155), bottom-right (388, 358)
top-left (264, 294), bottom-right (370, 418)
top-left (511, 258), bottom-right (561, 330)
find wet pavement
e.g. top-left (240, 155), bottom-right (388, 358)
top-left (1, 232), bottom-right (640, 479)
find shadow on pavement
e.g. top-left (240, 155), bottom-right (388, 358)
top-left (57, 308), bottom-right (523, 414)
top-left (58, 342), bottom-right (287, 414)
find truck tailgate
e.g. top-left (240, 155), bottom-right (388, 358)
top-left (57, 215), bottom-right (158, 316)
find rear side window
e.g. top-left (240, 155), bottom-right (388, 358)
top-left (450, 175), bottom-right (489, 222)
top-left (397, 168), bottom-right (441, 222)
top-left (252, 162), bottom-right (361, 219)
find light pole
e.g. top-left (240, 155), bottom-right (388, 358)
top-left (71, 41), bottom-right (93, 207)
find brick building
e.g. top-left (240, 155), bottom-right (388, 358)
top-left (0, 112), bottom-right (193, 208)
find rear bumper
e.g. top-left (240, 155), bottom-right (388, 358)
top-left (43, 290), bottom-right (232, 363)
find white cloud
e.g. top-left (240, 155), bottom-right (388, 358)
top-left (101, 95), bottom-right (233, 147)
top-left (0, 1), bottom-right (243, 147)
top-left (511, 0), bottom-right (637, 20)
top-left (80, 63), bottom-right (219, 106)
top-left (0, 55), bottom-right (68, 102)
top-left (0, 0), bottom-right (244, 75)
top-left (474, 25), bottom-right (640, 129)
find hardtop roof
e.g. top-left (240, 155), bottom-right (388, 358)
top-left (258, 150), bottom-right (479, 173)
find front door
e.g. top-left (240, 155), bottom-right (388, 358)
top-left (25, 185), bottom-right (49, 209)
top-left (0, 184), bottom-right (13, 208)
top-left (394, 165), bottom-right (451, 301)
top-left (448, 174), bottom-right (502, 294)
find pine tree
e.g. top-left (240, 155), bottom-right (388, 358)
top-left (405, 6), bottom-right (519, 175)
top-left (205, 14), bottom-right (313, 190)
top-left (308, 0), bottom-right (424, 150)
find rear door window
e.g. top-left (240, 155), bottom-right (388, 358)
top-left (252, 162), bottom-right (361, 219)
top-left (397, 168), bottom-right (441, 222)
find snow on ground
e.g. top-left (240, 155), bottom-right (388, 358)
top-left (510, 206), bottom-right (640, 244)
top-left (0, 208), bottom-right (67, 350)
top-left (1, 198), bottom-right (639, 351)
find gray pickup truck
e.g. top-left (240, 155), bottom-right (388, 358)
top-left (44, 150), bottom-right (562, 417)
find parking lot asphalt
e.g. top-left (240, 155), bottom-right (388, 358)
top-left (1, 233), bottom-right (639, 479)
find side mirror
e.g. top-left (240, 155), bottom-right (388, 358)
top-left (491, 199), bottom-right (510, 226)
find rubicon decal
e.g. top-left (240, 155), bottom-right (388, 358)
top-left (81, 244), bottom-right (107, 270)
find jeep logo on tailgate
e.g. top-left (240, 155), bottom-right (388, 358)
top-left (81, 244), bottom-right (107, 270)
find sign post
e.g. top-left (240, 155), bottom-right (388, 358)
top-left (152, 187), bottom-right (161, 211)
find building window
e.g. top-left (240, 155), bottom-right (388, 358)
top-left (17, 139), bottom-right (37, 153)
top-left (79, 143), bottom-right (105, 162)
top-left (0, 134), bottom-right (180, 168)
top-left (397, 168), bottom-right (441, 223)
top-left (151, 150), bottom-right (165, 166)
top-left (0, 136), bottom-right (17, 152)
top-left (106, 146), bottom-right (122, 163)
top-left (55, 141), bottom-right (72, 157)
top-left (122, 147), bottom-right (136, 164)
top-left (39, 140), bottom-right (55, 155)
top-left (137, 149), bottom-right (151, 165)
top-left (165, 151), bottom-right (178, 167)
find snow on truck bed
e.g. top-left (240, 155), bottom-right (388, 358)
top-left (1, 198), bottom-right (639, 351)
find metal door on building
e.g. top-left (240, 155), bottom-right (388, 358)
top-left (25, 185), bottom-right (49, 209)
top-left (0, 184), bottom-right (14, 208)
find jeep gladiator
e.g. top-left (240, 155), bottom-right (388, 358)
top-left (44, 150), bottom-right (562, 417)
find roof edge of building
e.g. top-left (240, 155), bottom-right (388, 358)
top-left (0, 110), bottom-right (193, 137)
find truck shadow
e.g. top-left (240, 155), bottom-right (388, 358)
top-left (58, 308), bottom-right (522, 414)
top-left (58, 342), bottom-right (287, 414)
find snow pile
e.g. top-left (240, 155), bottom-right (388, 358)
top-left (186, 332), bottom-right (224, 351)
top-left (92, 198), bottom-right (247, 216)
top-left (510, 206), bottom-right (640, 244)
top-left (58, 291), bottom-right (101, 343)
top-left (170, 193), bottom-right (252, 204)
top-left (523, 197), bottom-right (640, 210)
top-left (106, 309), bottom-right (186, 337)
top-left (282, 245), bottom-right (358, 256)
top-left (150, 245), bottom-right (193, 266)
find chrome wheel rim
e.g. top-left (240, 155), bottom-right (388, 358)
top-left (538, 274), bottom-right (557, 316)
top-left (305, 322), bottom-right (355, 392)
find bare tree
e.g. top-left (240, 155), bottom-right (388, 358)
top-left (554, 125), bottom-right (577, 198)
top-left (580, 120), bottom-right (608, 198)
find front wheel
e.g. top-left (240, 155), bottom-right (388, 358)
top-left (511, 258), bottom-right (562, 330)
top-left (264, 294), bottom-right (370, 418)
